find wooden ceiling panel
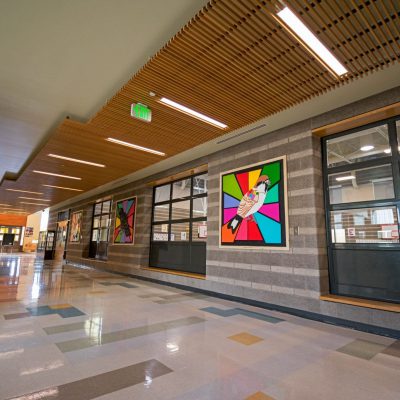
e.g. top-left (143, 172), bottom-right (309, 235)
top-left (1, 0), bottom-right (399, 214)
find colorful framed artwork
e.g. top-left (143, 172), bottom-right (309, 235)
top-left (69, 211), bottom-right (82, 243)
top-left (113, 197), bottom-right (137, 244)
top-left (220, 156), bottom-right (289, 249)
top-left (25, 227), bottom-right (34, 237)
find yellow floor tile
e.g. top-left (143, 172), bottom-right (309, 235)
top-left (246, 392), bottom-right (275, 400)
top-left (227, 332), bottom-right (263, 345)
top-left (49, 304), bottom-right (72, 309)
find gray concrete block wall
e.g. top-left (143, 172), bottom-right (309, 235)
top-left (48, 87), bottom-right (400, 331)
top-left (205, 123), bottom-right (329, 308)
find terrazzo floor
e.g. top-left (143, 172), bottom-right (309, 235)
top-left (0, 253), bottom-right (399, 399)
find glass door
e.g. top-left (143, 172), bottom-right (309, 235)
top-left (44, 231), bottom-right (56, 260)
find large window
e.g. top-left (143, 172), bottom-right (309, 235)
top-left (89, 199), bottom-right (112, 260)
top-left (150, 172), bottom-right (208, 274)
top-left (0, 226), bottom-right (22, 245)
top-left (323, 118), bottom-right (400, 303)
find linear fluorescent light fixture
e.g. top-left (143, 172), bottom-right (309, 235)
top-left (33, 170), bottom-right (82, 180)
top-left (18, 197), bottom-right (50, 201)
top-left (6, 189), bottom-right (43, 195)
top-left (159, 97), bottom-right (228, 129)
top-left (0, 204), bottom-right (12, 207)
top-left (48, 154), bottom-right (105, 168)
top-left (106, 138), bottom-right (165, 156)
top-left (20, 201), bottom-right (52, 206)
top-left (276, 7), bottom-right (348, 77)
top-left (360, 145), bottom-right (374, 152)
top-left (336, 175), bottom-right (355, 182)
top-left (42, 184), bottom-right (83, 192)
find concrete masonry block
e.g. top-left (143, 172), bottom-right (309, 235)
top-left (271, 265), bottom-right (293, 274)
top-left (271, 285), bottom-right (295, 295)
top-left (369, 309), bottom-right (400, 330)
top-left (251, 264), bottom-right (271, 272)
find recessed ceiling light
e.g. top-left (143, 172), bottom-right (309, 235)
top-left (276, 7), bottom-right (348, 77)
top-left (42, 184), bottom-right (83, 192)
top-left (384, 148), bottom-right (391, 154)
top-left (106, 138), bottom-right (166, 156)
top-left (20, 201), bottom-right (52, 206)
top-left (33, 170), bottom-right (82, 180)
top-left (48, 154), bottom-right (105, 168)
top-left (6, 189), bottom-right (43, 195)
top-left (18, 197), bottom-right (51, 201)
top-left (336, 175), bottom-right (356, 182)
top-left (159, 97), bottom-right (228, 129)
top-left (360, 145), bottom-right (374, 152)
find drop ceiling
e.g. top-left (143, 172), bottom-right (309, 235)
top-left (0, 0), bottom-right (399, 215)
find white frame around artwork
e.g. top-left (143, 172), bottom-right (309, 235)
top-left (218, 155), bottom-right (289, 250)
top-left (112, 196), bottom-right (138, 245)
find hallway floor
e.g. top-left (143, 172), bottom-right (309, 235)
top-left (0, 253), bottom-right (399, 400)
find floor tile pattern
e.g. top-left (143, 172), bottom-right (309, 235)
top-left (382, 340), bottom-right (400, 358)
top-left (228, 332), bottom-right (264, 346)
top-left (99, 282), bottom-right (138, 288)
top-left (3, 305), bottom-right (85, 320)
top-left (0, 254), bottom-right (399, 400)
top-left (7, 359), bottom-right (172, 400)
top-left (246, 392), bottom-right (275, 400)
top-left (336, 339), bottom-right (388, 360)
top-left (201, 306), bottom-right (284, 323)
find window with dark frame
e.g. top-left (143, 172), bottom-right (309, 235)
top-left (89, 199), bottom-right (112, 260)
top-left (0, 226), bottom-right (22, 244)
top-left (322, 116), bottom-right (400, 302)
top-left (151, 173), bottom-right (208, 245)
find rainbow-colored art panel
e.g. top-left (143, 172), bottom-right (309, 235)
top-left (220, 157), bottom-right (288, 248)
top-left (113, 197), bottom-right (137, 244)
top-left (69, 211), bottom-right (82, 243)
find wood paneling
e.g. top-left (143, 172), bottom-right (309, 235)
top-left (313, 101), bottom-right (400, 137)
top-left (1, 0), bottom-right (399, 213)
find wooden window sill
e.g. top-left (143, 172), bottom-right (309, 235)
top-left (320, 294), bottom-right (400, 313)
top-left (142, 267), bottom-right (206, 280)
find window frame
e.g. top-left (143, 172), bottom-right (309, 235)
top-left (322, 116), bottom-right (400, 251)
top-left (151, 172), bottom-right (207, 244)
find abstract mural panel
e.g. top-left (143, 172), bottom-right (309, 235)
top-left (220, 156), bottom-right (288, 249)
top-left (69, 211), bottom-right (82, 243)
top-left (113, 197), bottom-right (137, 244)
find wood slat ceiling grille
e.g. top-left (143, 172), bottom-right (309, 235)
top-left (1, 0), bottom-right (399, 214)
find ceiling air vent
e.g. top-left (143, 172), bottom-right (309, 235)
top-left (217, 124), bottom-right (266, 144)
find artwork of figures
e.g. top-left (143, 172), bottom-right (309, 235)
top-left (220, 156), bottom-right (288, 249)
top-left (69, 211), bottom-right (82, 242)
top-left (113, 197), bottom-right (137, 244)
top-left (25, 227), bottom-right (34, 237)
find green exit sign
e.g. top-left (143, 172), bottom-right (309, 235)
top-left (131, 103), bottom-right (152, 122)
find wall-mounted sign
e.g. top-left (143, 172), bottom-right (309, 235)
top-left (347, 227), bottom-right (355, 237)
top-left (198, 225), bottom-right (207, 238)
top-left (25, 227), bottom-right (34, 237)
top-left (131, 103), bottom-right (152, 122)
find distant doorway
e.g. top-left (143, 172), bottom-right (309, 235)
top-left (89, 200), bottom-right (112, 261)
top-left (55, 211), bottom-right (69, 261)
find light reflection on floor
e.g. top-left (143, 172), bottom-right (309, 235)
top-left (0, 253), bottom-right (399, 400)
